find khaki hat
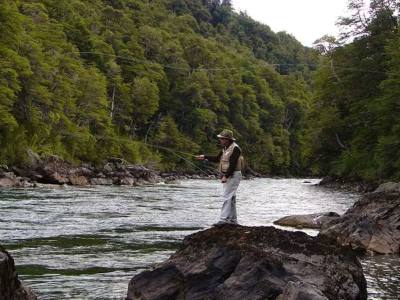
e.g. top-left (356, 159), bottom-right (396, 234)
top-left (217, 129), bottom-right (236, 141)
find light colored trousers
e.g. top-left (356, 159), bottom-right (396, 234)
top-left (220, 171), bottom-right (242, 224)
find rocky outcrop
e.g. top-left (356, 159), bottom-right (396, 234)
top-left (1, 149), bottom-right (259, 188)
top-left (4, 155), bottom-right (160, 187)
top-left (320, 185), bottom-right (400, 254)
top-left (274, 212), bottom-right (340, 229)
top-left (127, 225), bottom-right (367, 300)
top-left (0, 165), bottom-right (34, 188)
top-left (0, 246), bottom-right (37, 300)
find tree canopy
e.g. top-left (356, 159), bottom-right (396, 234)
top-left (0, 0), bottom-right (318, 174)
top-left (308, 0), bottom-right (400, 182)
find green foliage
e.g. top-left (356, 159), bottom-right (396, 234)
top-left (0, 0), bottom-right (317, 174)
top-left (130, 77), bottom-right (159, 130)
top-left (307, 0), bottom-right (400, 182)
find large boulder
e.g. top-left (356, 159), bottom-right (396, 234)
top-left (0, 246), bottom-right (37, 300)
top-left (320, 188), bottom-right (400, 254)
top-left (274, 212), bottom-right (340, 229)
top-left (126, 226), bottom-right (366, 300)
top-left (14, 155), bottom-right (74, 184)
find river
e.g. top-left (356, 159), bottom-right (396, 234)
top-left (0, 178), bottom-right (399, 299)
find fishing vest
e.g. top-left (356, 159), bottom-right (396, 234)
top-left (219, 142), bottom-right (244, 173)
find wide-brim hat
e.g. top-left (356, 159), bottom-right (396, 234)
top-left (217, 129), bottom-right (236, 141)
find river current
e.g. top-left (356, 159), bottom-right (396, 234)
top-left (0, 178), bottom-right (399, 299)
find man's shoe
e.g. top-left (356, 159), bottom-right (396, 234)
top-left (212, 221), bottom-right (227, 227)
top-left (212, 220), bottom-right (239, 227)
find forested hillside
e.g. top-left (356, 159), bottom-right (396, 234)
top-left (308, 0), bottom-right (400, 182)
top-left (0, 0), bottom-right (318, 174)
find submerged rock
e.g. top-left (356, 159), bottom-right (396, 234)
top-left (126, 226), bottom-right (366, 300)
top-left (0, 246), bottom-right (37, 300)
top-left (320, 188), bottom-right (400, 254)
top-left (274, 212), bottom-right (340, 229)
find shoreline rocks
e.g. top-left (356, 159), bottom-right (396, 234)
top-left (1, 155), bottom-right (161, 188)
top-left (0, 153), bottom-right (263, 188)
top-left (0, 246), bottom-right (37, 300)
top-left (126, 225), bottom-right (367, 300)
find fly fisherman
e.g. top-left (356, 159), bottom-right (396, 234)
top-left (196, 129), bottom-right (244, 226)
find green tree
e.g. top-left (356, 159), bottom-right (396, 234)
top-left (130, 77), bottom-right (159, 136)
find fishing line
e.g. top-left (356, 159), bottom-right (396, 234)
top-left (143, 143), bottom-right (223, 200)
top-left (145, 143), bottom-right (213, 177)
top-left (15, 33), bottom-right (397, 75)
top-left (74, 51), bottom-right (399, 76)
top-left (58, 130), bottom-right (216, 176)
top-left (16, 22), bottom-right (399, 75)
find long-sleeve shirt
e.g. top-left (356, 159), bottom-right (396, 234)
top-left (204, 145), bottom-right (241, 178)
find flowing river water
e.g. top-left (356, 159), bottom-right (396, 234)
top-left (0, 178), bottom-right (399, 299)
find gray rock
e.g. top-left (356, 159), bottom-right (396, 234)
top-left (320, 191), bottom-right (400, 254)
top-left (119, 177), bottom-right (136, 186)
top-left (126, 226), bottom-right (366, 300)
top-left (90, 178), bottom-right (114, 185)
top-left (274, 212), bottom-right (340, 229)
top-left (373, 182), bottom-right (400, 194)
top-left (95, 172), bottom-right (106, 178)
top-left (78, 167), bottom-right (93, 177)
top-left (0, 172), bottom-right (34, 188)
top-left (277, 281), bottom-right (329, 300)
top-left (0, 177), bottom-right (17, 187)
top-left (103, 163), bottom-right (114, 173)
top-left (68, 175), bottom-right (89, 186)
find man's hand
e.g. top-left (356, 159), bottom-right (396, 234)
top-left (221, 175), bottom-right (227, 183)
top-left (195, 155), bottom-right (205, 160)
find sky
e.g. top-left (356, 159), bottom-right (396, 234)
top-left (231, 0), bottom-right (351, 46)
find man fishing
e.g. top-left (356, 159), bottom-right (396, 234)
top-left (196, 129), bottom-right (244, 226)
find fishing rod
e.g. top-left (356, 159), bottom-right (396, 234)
top-left (144, 143), bottom-right (216, 177)
top-left (57, 130), bottom-right (215, 176)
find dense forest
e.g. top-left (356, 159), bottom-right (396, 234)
top-left (309, 0), bottom-right (400, 182)
top-left (0, 0), bottom-right (318, 174)
top-left (1, 0), bottom-right (399, 182)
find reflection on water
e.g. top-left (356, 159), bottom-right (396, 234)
top-left (362, 255), bottom-right (400, 300)
top-left (0, 178), bottom-right (398, 299)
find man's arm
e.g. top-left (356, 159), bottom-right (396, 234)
top-left (204, 151), bottom-right (222, 163)
top-left (224, 147), bottom-right (241, 178)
